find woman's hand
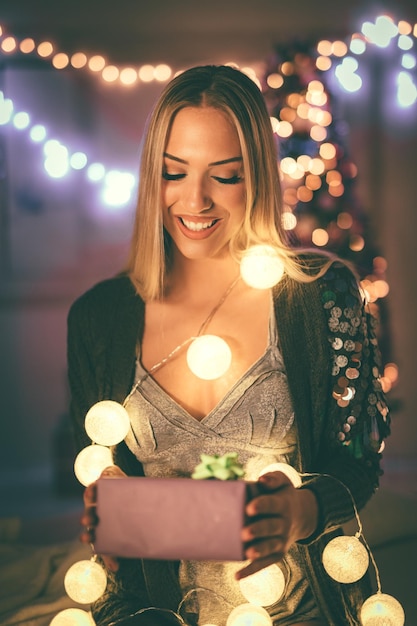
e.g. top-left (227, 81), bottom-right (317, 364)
top-left (80, 464), bottom-right (126, 572)
top-left (236, 471), bottom-right (319, 580)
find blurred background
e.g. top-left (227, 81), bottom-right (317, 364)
top-left (0, 0), bottom-right (417, 619)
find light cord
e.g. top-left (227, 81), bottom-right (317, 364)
top-left (196, 274), bottom-right (241, 336)
top-left (177, 585), bottom-right (235, 618)
top-left (302, 471), bottom-right (382, 592)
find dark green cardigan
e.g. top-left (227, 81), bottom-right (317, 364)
top-left (67, 262), bottom-right (390, 625)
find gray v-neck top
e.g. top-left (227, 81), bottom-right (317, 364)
top-left (125, 309), bottom-right (296, 480)
top-left (124, 311), bottom-right (319, 624)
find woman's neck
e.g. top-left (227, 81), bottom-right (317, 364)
top-left (164, 256), bottom-right (241, 304)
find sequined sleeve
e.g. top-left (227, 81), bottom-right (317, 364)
top-left (292, 260), bottom-right (392, 542)
top-left (319, 262), bottom-right (390, 462)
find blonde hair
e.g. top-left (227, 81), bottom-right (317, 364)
top-left (126, 65), bottom-right (332, 300)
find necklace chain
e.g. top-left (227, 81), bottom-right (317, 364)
top-left (196, 274), bottom-right (241, 336)
top-left (124, 274), bottom-right (241, 404)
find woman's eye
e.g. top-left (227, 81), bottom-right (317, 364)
top-left (213, 175), bottom-right (243, 185)
top-left (162, 171), bottom-right (185, 181)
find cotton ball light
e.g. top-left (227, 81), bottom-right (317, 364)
top-left (84, 400), bottom-right (130, 446)
top-left (322, 535), bottom-right (369, 583)
top-left (360, 592), bottom-right (405, 625)
top-left (64, 559), bottom-right (107, 604)
top-left (187, 334), bottom-right (232, 380)
top-left (239, 563), bottom-right (285, 606)
top-left (240, 245), bottom-right (284, 289)
top-left (74, 444), bottom-right (114, 487)
top-left (49, 608), bottom-right (95, 626)
top-left (258, 462), bottom-right (302, 487)
top-left (226, 604), bottom-right (272, 626)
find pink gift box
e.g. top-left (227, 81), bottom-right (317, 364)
top-left (94, 476), bottom-right (256, 561)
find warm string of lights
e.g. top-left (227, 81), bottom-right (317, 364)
top-left (0, 15), bottom-right (416, 95)
top-left (49, 247), bottom-right (404, 625)
top-left (0, 22), bottom-right (259, 89)
top-left (0, 23), bottom-right (175, 87)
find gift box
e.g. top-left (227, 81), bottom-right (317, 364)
top-left (94, 476), bottom-right (257, 561)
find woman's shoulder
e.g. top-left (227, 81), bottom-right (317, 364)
top-left (286, 250), bottom-right (360, 293)
top-left (68, 273), bottom-right (140, 320)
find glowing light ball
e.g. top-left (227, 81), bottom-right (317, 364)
top-left (64, 559), bottom-right (107, 604)
top-left (239, 563), bottom-right (285, 606)
top-left (258, 462), bottom-right (302, 488)
top-left (360, 592), bottom-right (405, 626)
top-left (84, 400), bottom-right (130, 446)
top-left (187, 335), bottom-right (232, 380)
top-left (49, 608), bottom-right (95, 626)
top-left (322, 535), bottom-right (369, 583)
top-left (74, 444), bottom-right (114, 487)
top-left (240, 245), bottom-right (284, 289)
top-left (226, 604), bottom-right (272, 626)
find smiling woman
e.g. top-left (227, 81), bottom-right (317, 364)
top-left (161, 107), bottom-right (246, 262)
top-left (67, 65), bottom-right (391, 626)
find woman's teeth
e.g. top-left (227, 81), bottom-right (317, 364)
top-left (181, 218), bottom-right (217, 231)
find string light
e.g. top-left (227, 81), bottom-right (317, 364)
top-left (0, 90), bottom-right (137, 209)
top-left (49, 608), bottom-right (95, 626)
top-left (85, 400), bottom-right (130, 446)
top-left (322, 535), bottom-right (369, 583)
top-left (240, 245), bottom-right (285, 289)
top-left (238, 564), bottom-right (285, 606)
top-left (73, 444), bottom-right (114, 487)
top-left (226, 604), bottom-right (272, 626)
top-left (258, 462), bottom-right (302, 487)
top-left (360, 592), bottom-right (405, 625)
top-left (186, 334), bottom-right (232, 380)
top-left (64, 559), bottom-right (107, 604)
top-left (0, 24), bottom-right (258, 89)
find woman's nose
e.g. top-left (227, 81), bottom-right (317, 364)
top-left (182, 178), bottom-right (212, 213)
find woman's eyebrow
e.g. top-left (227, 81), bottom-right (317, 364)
top-left (163, 152), bottom-right (243, 167)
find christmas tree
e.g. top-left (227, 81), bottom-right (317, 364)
top-left (262, 39), bottom-right (396, 389)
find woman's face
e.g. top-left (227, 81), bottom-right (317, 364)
top-left (162, 106), bottom-right (246, 262)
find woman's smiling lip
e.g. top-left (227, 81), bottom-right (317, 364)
top-left (175, 215), bottom-right (222, 239)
